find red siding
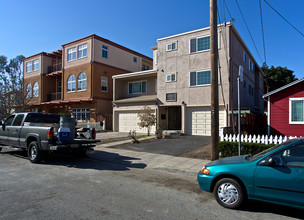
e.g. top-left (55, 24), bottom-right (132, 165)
top-left (270, 81), bottom-right (304, 136)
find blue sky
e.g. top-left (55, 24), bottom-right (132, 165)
top-left (1, 0), bottom-right (303, 78)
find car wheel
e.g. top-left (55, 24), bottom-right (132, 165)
top-left (28, 141), bottom-right (43, 163)
top-left (214, 178), bottom-right (245, 209)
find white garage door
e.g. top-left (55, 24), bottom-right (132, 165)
top-left (186, 107), bottom-right (225, 136)
top-left (116, 111), bottom-right (156, 133)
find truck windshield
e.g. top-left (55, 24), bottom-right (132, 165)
top-left (24, 113), bottom-right (60, 124)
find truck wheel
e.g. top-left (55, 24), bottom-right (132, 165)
top-left (214, 178), bottom-right (245, 209)
top-left (28, 141), bottom-right (43, 163)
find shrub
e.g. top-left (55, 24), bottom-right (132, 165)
top-left (219, 141), bottom-right (275, 158)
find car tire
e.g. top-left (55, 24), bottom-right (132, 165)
top-left (214, 178), bottom-right (245, 209)
top-left (28, 141), bottom-right (44, 163)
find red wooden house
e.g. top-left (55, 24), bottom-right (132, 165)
top-left (263, 78), bottom-right (304, 137)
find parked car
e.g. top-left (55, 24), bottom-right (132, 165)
top-left (197, 138), bottom-right (304, 210)
top-left (0, 113), bottom-right (99, 163)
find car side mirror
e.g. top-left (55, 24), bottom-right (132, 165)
top-left (2, 124), bottom-right (5, 131)
top-left (259, 157), bottom-right (275, 166)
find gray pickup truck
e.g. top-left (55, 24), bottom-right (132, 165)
top-left (0, 112), bottom-right (100, 163)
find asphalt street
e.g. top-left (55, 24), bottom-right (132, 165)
top-left (0, 149), bottom-right (302, 220)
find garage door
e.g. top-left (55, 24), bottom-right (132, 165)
top-left (186, 107), bottom-right (225, 136)
top-left (116, 112), bottom-right (156, 133)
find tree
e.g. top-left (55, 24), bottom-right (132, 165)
top-left (0, 55), bottom-right (25, 117)
top-left (137, 106), bottom-right (156, 136)
top-left (261, 63), bottom-right (297, 93)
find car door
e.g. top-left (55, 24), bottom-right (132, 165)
top-left (253, 144), bottom-right (304, 207)
top-left (0, 115), bottom-right (15, 145)
top-left (8, 114), bottom-right (25, 147)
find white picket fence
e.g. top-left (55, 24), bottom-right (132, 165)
top-left (221, 134), bottom-right (301, 145)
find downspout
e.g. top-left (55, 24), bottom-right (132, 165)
top-left (229, 25), bottom-right (235, 134)
top-left (267, 96), bottom-right (270, 136)
top-left (62, 47), bottom-right (65, 101)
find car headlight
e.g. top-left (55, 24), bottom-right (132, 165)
top-left (201, 166), bottom-right (210, 175)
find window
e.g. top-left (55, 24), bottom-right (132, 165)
top-left (67, 47), bottom-right (76, 61)
top-left (4, 115), bottom-right (15, 126)
top-left (249, 60), bottom-right (254, 72)
top-left (26, 62), bottom-right (32, 73)
top-left (101, 76), bottom-right (108, 92)
top-left (290, 98), bottom-right (304, 124)
top-left (33, 59), bottom-right (39, 71)
top-left (78, 44), bottom-right (87, 59)
top-left (166, 93), bottom-right (177, 102)
top-left (129, 81), bottom-right (146, 94)
top-left (190, 70), bottom-right (211, 86)
top-left (67, 75), bottom-right (76, 92)
top-left (133, 57), bottom-right (137, 63)
top-left (102, 45), bottom-right (108, 58)
top-left (33, 82), bottom-right (39, 97)
top-left (166, 73), bottom-right (176, 82)
top-left (12, 114), bottom-right (25, 126)
top-left (26, 84), bottom-right (32, 97)
top-left (72, 108), bottom-right (90, 121)
top-left (166, 42), bottom-right (177, 51)
top-left (190, 36), bottom-right (210, 53)
top-left (77, 72), bottom-right (87, 91)
top-left (142, 65), bottom-right (150, 71)
top-left (243, 51), bottom-right (247, 63)
top-left (267, 144), bottom-right (304, 167)
top-left (243, 80), bottom-right (246, 90)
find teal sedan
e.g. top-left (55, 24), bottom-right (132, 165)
top-left (197, 138), bottom-right (304, 209)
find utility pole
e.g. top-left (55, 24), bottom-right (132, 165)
top-left (210, 0), bottom-right (219, 161)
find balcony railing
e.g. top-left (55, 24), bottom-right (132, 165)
top-left (47, 92), bottom-right (61, 101)
top-left (47, 63), bottom-right (62, 74)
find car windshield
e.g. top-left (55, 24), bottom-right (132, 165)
top-left (246, 139), bottom-right (299, 161)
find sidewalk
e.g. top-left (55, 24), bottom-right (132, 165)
top-left (91, 135), bottom-right (210, 176)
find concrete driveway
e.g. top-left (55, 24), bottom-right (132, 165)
top-left (108, 135), bottom-right (211, 157)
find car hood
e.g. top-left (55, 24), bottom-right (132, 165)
top-left (206, 155), bottom-right (249, 166)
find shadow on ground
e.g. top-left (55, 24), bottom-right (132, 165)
top-left (1, 149), bottom-right (147, 171)
top-left (240, 200), bottom-right (303, 219)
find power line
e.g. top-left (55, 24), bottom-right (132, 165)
top-left (224, 0), bottom-right (233, 22)
top-left (234, 0), bottom-right (263, 63)
top-left (264, 0), bottom-right (304, 38)
top-left (259, 0), bottom-right (267, 63)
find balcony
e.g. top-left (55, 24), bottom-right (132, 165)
top-left (47, 63), bottom-right (62, 74)
top-left (47, 92), bottom-right (61, 101)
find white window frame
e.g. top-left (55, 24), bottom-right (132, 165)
top-left (102, 45), bottom-right (108, 59)
top-left (67, 47), bottom-right (76, 62)
top-left (72, 108), bottom-right (90, 122)
top-left (289, 98), bottom-right (304, 124)
top-left (190, 35), bottom-right (210, 54)
top-left (189, 70), bottom-right (211, 87)
top-left (101, 76), bottom-right (108, 92)
top-left (77, 72), bottom-right (87, 91)
top-left (166, 73), bottom-right (176, 82)
top-left (33, 59), bottom-right (39, 71)
top-left (128, 81), bottom-right (147, 95)
top-left (33, 82), bottom-right (39, 97)
top-left (166, 42), bottom-right (177, 51)
top-left (26, 62), bottom-right (32, 73)
top-left (67, 75), bottom-right (76, 93)
top-left (78, 43), bottom-right (87, 59)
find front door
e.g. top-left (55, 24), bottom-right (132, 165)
top-left (168, 107), bottom-right (181, 130)
top-left (0, 115), bottom-right (15, 145)
top-left (254, 144), bottom-right (304, 207)
top-left (8, 114), bottom-right (25, 147)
